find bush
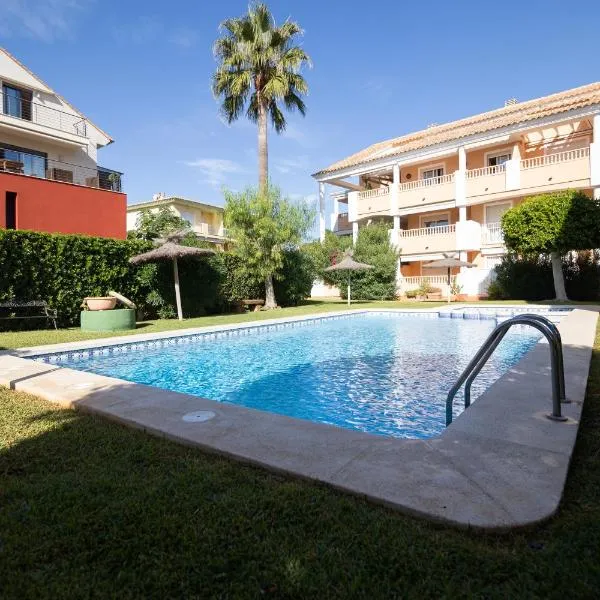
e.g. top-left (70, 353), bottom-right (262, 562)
top-left (274, 249), bottom-right (316, 306)
top-left (490, 251), bottom-right (600, 300)
top-left (326, 224), bottom-right (397, 301)
top-left (0, 230), bottom-right (226, 327)
top-left (405, 289), bottom-right (418, 299)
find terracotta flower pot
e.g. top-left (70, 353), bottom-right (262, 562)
top-left (84, 297), bottom-right (117, 311)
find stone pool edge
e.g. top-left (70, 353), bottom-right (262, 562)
top-left (0, 306), bottom-right (596, 530)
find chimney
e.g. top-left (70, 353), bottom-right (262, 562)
top-left (504, 98), bottom-right (518, 107)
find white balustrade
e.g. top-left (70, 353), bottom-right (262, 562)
top-left (398, 173), bottom-right (454, 191)
top-left (520, 147), bottom-right (590, 169)
top-left (481, 222), bottom-right (504, 245)
top-left (399, 224), bottom-right (455, 238)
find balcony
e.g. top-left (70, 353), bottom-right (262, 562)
top-left (481, 222), bottom-right (504, 246)
top-left (1, 90), bottom-right (88, 141)
top-left (193, 223), bottom-right (228, 238)
top-left (520, 148), bottom-right (590, 191)
top-left (397, 174), bottom-right (455, 208)
top-left (397, 220), bottom-right (481, 256)
top-left (465, 165), bottom-right (507, 199)
top-left (356, 186), bottom-right (391, 216)
top-left (0, 147), bottom-right (123, 192)
top-left (333, 212), bottom-right (351, 233)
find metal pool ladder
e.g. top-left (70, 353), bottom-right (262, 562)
top-left (446, 314), bottom-right (569, 426)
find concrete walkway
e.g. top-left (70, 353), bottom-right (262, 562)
top-left (0, 307), bottom-right (596, 529)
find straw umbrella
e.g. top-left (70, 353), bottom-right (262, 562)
top-left (324, 249), bottom-right (373, 307)
top-left (422, 253), bottom-right (474, 302)
top-left (129, 233), bottom-right (215, 320)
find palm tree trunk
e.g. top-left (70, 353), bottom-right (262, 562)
top-left (258, 101), bottom-right (268, 193)
top-left (265, 274), bottom-right (277, 309)
top-left (551, 251), bottom-right (568, 300)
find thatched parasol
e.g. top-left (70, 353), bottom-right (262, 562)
top-left (129, 233), bottom-right (215, 320)
top-left (423, 253), bottom-right (474, 302)
top-left (324, 249), bottom-right (373, 306)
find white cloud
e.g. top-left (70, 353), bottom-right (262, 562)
top-left (113, 16), bottom-right (198, 48)
top-left (0, 0), bottom-right (92, 42)
top-left (274, 155), bottom-right (309, 174)
top-left (168, 28), bottom-right (198, 48)
top-left (290, 192), bottom-right (317, 206)
top-left (184, 158), bottom-right (246, 189)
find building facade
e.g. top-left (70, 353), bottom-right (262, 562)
top-left (127, 194), bottom-right (228, 247)
top-left (313, 82), bottom-right (600, 298)
top-left (0, 48), bottom-right (126, 239)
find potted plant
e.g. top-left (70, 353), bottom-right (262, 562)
top-left (450, 279), bottom-right (463, 302)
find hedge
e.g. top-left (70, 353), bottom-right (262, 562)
top-left (0, 230), bottom-right (315, 327)
top-left (489, 251), bottom-right (600, 300)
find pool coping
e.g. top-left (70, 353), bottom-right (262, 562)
top-left (0, 305), bottom-right (597, 530)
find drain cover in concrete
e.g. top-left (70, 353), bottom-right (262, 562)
top-left (182, 410), bottom-right (216, 423)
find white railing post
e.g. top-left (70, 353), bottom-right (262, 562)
top-left (318, 182), bottom-right (326, 242)
top-left (330, 195), bottom-right (339, 231)
top-left (456, 146), bottom-right (466, 206)
top-left (591, 113), bottom-right (600, 197)
top-left (506, 142), bottom-right (521, 190)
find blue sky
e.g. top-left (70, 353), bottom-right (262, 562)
top-left (1, 0), bottom-right (600, 221)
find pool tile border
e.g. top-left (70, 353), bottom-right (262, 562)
top-left (0, 304), bottom-right (595, 530)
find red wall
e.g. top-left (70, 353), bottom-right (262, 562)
top-left (0, 172), bottom-right (126, 239)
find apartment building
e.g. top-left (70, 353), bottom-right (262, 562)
top-left (313, 82), bottom-right (600, 297)
top-left (127, 193), bottom-right (228, 247)
top-left (0, 48), bottom-right (126, 238)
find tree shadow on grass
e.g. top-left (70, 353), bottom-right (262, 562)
top-left (2, 339), bottom-right (600, 598)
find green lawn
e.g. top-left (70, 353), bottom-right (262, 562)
top-left (0, 298), bottom-right (584, 350)
top-left (0, 322), bottom-right (599, 597)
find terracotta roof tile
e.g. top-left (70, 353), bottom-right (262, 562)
top-left (314, 82), bottom-right (600, 177)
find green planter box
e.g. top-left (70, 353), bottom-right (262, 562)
top-left (80, 309), bottom-right (136, 332)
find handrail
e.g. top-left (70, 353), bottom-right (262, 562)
top-left (446, 314), bottom-right (568, 426)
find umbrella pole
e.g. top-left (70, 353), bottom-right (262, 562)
top-left (347, 273), bottom-right (351, 307)
top-left (173, 258), bottom-right (183, 320)
top-left (447, 267), bottom-right (451, 303)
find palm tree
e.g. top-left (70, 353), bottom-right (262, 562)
top-left (212, 3), bottom-right (311, 192)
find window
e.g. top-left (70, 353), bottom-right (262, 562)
top-left (0, 144), bottom-right (46, 178)
top-left (486, 151), bottom-right (511, 171)
top-left (2, 85), bottom-right (32, 121)
top-left (484, 255), bottom-right (503, 270)
top-left (421, 166), bottom-right (444, 181)
top-left (421, 213), bottom-right (449, 229)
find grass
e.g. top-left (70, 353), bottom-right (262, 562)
top-left (0, 326), bottom-right (599, 597)
top-left (0, 298), bottom-right (586, 350)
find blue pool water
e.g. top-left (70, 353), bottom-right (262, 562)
top-left (41, 314), bottom-right (542, 439)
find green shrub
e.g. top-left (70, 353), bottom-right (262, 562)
top-left (490, 251), bottom-right (600, 300)
top-left (404, 289), bottom-right (418, 299)
top-left (0, 230), bottom-right (223, 327)
top-left (417, 278), bottom-right (433, 296)
top-left (330, 224), bottom-right (397, 301)
top-left (274, 249), bottom-right (316, 306)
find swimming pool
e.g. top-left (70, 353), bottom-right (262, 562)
top-left (33, 312), bottom-right (545, 439)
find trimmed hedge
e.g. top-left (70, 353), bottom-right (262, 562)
top-left (0, 230), bottom-right (315, 328)
top-left (489, 251), bottom-right (600, 300)
top-left (0, 230), bottom-right (156, 326)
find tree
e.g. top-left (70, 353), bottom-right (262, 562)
top-left (212, 3), bottom-right (311, 191)
top-left (132, 206), bottom-right (190, 241)
top-left (224, 185), bottom-right (314, 308)
top-left (501, 190), bottom-right (600, 300)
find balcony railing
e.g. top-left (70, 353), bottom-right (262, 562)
top-left (399, 224), bottom-right (456, 238)
top-left (520, 147), bottom-right (589, 169)
top-left (1, 90), bottom-right (88, 138)
top-left (0, 147), bottom-right (122, 192)
top-left (357, 186), bottom-right (391, 200)
top-left (482, 222), bottom-right (503, 245)
top-left (398, 173), bottom-right (455, 191)
top-left (193, 223), bottom-right (227, 237)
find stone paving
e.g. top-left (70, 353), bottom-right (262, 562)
top-left (0, 306), bottom-right (596, 529)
